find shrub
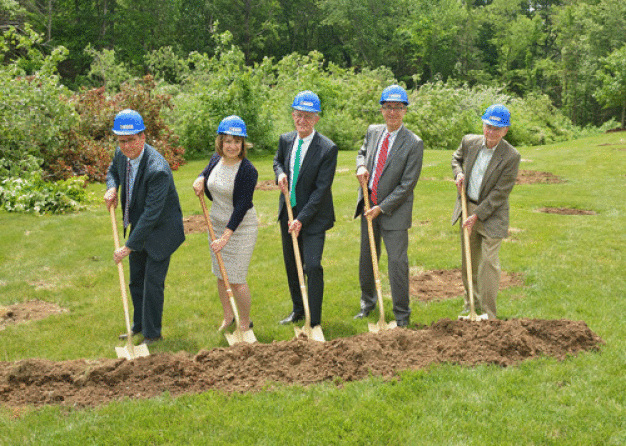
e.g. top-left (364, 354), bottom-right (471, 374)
top-left (0, 156), bottom-right (88, 214)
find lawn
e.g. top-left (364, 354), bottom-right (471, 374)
top-left (0, 132), bottom-right (624, 445)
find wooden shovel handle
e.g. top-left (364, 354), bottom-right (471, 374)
top-left (360, 181), bottom-right (386, 324)
top-left (282, 189), bottom-right (312, 328)
top-left (109, 206), bottom-right (133, 344)
top-left (198, 195), bottom-right (242, 330)
top-left (460, 183), bottom-right (477, 319)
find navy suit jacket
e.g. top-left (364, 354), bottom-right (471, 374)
top-left (106, 144), bottom-right (185, 261)
top-left (273, 130), bottom-right (338, 235)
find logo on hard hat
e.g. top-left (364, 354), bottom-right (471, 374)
top-left (489, 116), bottom-right (501, 121)
top-left (120, 124), bottom-right (134, 130)
top-left (302, 101), bottom-right (314, 107)
top-left (388, 94), bottom-right (402, 100)
top-left (229, 127), bottom-right (242, 133)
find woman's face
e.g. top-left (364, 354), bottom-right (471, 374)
top-left (222, 135), bottom-right (243, 160)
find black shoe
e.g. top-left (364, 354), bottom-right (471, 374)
top-left (353, 308), bottom-right (372, 319)
top-left (279, 312), bottom-right (304, 325)
top-left (141, 336), bottom-right (162, 346)
top-left (396, 320), bottom-right (410, 327)
top-left (118, 330), bottom-right (141, 340)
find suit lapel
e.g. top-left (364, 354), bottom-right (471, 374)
top-left (465, 138), bottom-right (482, 184)
top-left (297, 132), bottom-right (319, 184)
top-left (367, 127), bottom-right (386, 172)
top-left (479, 140), bottom-right (505, 196)
top-left (129, 145), bottom-right (148, 209)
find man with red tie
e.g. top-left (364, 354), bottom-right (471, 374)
top-left (354, 85), bottom-right (424, 326)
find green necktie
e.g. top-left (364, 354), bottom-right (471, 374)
top-left (290, 138), bottom-right (303, 207)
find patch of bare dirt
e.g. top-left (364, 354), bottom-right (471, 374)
top-left (538, 207), bottom-right (597, 215)
top-left (0, 301), bottom-right (67, 331)
top-left (0, 319), bottom-right (602, 408)
top-left (255, 180), bottom-right (279, 191)
top-left (183, 215), bottom-right (207, 234)
top-left (410, 269), bottom-right (523, 302)
top-left (516, 170), bottom-right (564, 184)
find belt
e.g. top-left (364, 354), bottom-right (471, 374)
top-left (467, 198), bottom-right (478, 205)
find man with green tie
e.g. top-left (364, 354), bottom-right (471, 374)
top-left (273, 91), bottom-right (338, 328)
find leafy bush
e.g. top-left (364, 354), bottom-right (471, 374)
top-left (0, 156), bottom-right (87, 214)
top-left (170, 32), bottom-right (274, 158)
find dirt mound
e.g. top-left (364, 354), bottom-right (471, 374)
top-left (410, 269), bottom-right (523, 302)
top-left (516, 170), bottom-right (564, 184)
top-left (255, 180), bottom-right (279, 191)
top-left (538, 207), bottom-right (596, 215)
top-left (0, 300), bottom-right (67, 331)
top-left (183, 214), bottom-right (207, 234)
top-left (0, 319), bottom-right (602, 408)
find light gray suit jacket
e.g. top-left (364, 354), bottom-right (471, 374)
top-left (451, 134), bottom-right (521, 239)
top-left (354, 124), bottom-right (423, 230)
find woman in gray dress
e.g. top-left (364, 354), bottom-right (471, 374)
top-left (193, 116), bottom-right (258, 332)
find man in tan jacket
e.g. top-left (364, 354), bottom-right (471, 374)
top-left (451, 104), bottom-right (520, 320)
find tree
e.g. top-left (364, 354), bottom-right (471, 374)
top-left (595, 45), bottom-right (626, 128)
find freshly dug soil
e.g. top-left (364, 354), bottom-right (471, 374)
top-left (516, 170), bottom-right (564, 184)
top-left (538, 207), bottom-right (596, 215)
top-left (0, 319), bottom-right (602, 408)
top-left (0, 301), bottom-right (67, 331)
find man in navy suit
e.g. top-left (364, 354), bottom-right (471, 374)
top-left (104, 109), bottom-right (185, 345)
top-left (273, 91), bottom-right (338, 328)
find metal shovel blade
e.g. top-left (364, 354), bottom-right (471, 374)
top-left (225, 328), bottom-right (257, 345)
top-left (458, 312), bottom-right (489, 322)
top-left (294, 324), bottom-right (325, 342)
top-left (115, 343), bottom-right (149, 360)
top-left (368, 319), bottom-right (397, 333)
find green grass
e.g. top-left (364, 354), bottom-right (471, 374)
top-left (1, 133), bottom-right (625, 445)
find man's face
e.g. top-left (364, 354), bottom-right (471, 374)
top-left (117, 132), bottom-right (145, 160)
top-left (380, 101), bottom-right (407, 131)
top-left (292, 110), bottom-right (319, 138)
top-left (482, 124), bottom-right (508, 149)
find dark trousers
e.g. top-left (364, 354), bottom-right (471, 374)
top-left (359, 215), bottom-right (410, 323)
top-left (280, 215), bottom-right (326, 326)
top-left (128, 249), bottom-right (171, 339)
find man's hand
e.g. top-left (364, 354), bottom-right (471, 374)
top-left (356, 166), bottom-right (369, 187)
top-left (114, 245), bottom-right (131, 264)
top-left (192, 177), bottom-right (205, 197)
top-left (104, 187), bottom-right (118, 210)
top-left (277, 173), bottom-right (289, 194)
top-left (365, 205), bottom-right (382, 220)
top-left (455, 173), bottom-right (465, 195)
top-left (462, 213), bottom-right (478, 236)
top-left (288, 219), bottom-right (302, 238)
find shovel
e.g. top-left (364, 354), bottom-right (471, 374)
top-left (199, 196), bottom-right (257, 345)
top-left (282, 190), bottom-right (325, 342)
top-left (360, 182), bottom-right (397, 333)
top-left (109, 207), bottom-right (150, 360)
top-left (458, 184), bottom-right (487, 322)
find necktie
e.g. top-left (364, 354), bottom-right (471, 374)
top-left (290, 139), bottom-right (303, 207)
top-left (123, 160), bottom-right (131, 229)
top-left (371, 132), bottom-right (390, 205)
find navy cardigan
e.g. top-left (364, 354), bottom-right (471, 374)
top-left (199, 154), bottom-right (258, 231)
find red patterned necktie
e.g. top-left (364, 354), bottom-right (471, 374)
top-left (123, 160), bottom-right (131, 229)
top-left (371, 132), bottom-right (390, 205)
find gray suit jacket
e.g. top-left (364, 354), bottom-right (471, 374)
top-left (451, 134), bottom-right (521, 239)
top-left (354, 124), bottom-right (423, 230)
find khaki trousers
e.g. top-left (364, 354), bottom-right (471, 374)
top-left (460, 202), bottom-right (502, 319)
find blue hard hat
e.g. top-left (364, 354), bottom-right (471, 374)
top-left (217, 115), bottom-right (247, 137)
top-left (292, 90), bottom-right (321, 113)
top-left (112, 109), bottom-right (145, 135)
top-left (379, 85), bottom-right (409, 105)
top-left (482, 104), bottom-right (511, 127)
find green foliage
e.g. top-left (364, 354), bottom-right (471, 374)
top-left (595, 44), bottom-right (626, 127)
top-left (170, 33), bottom-right (274, 158)
top-left (0, 27), bottom-right (78, 165)
top-left (0, 155), bottom-right (87, 214)
top-left (84, 45), bottom-right (132, 94)
top-left (145, 46), bottom-right (189, 85)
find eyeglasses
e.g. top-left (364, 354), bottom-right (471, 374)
top-left (381, 105), bottom-right (406, 111)
top-left (293, 111), bottom-right (317, 121)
